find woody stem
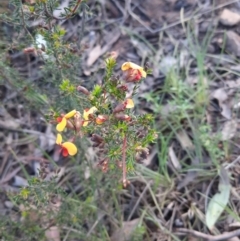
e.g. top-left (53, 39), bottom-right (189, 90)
top-left (71, 0), bottom-right (82, 14)
top-left (122, 135), bottom-right (127, 187)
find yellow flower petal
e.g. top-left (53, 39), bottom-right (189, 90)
top-left (82, 121), bottom-right (88, 126)
top-left (139, 69), bottom-right (147, 78)
top-left (121, 62), bottom-right (131, 71)
top-left (83, 106), bottom-right (98, 120)
top-left (89, 106), bottom-right (98, 114)
top-left (115, 113), bottom-right (131, 121)
top-left (83, 109), bottom-right (88, 120)
top-left (62, 142), bottom-right (77, 156)
top-left (56, 133), bottom-right (62, 145)
top-left (121, 62), bottom-right (142, 71)
top-left (64, 109), bottom-right (77, 119)
top-left (121, 62), bottom-right (147, 78)
top-left (125, 99), bottom-right (134, 108)
top-left (56, 117), bottom-right (67, 132)
top-left (96, 115), bottom-right (106, 125)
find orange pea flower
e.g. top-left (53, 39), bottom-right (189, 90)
top-left (56, 109), bottom-right (77, 132)
top-left (125, 99), bottom-right (134, 108)
top-left (121, 62), bottom-right (147, 81)
top-left (83, 106), bottom-right (98, 126)
top-left (95, 115), bottom-right (108, 125)
top-left (56, 133), bottom-right (77, 157)
top-left (115, 113), bottom-right (131, 121)
top-left (113, 99), bottom-right (134, 114)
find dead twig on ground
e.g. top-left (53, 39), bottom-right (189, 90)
top-left (176, 228), bottom-right (240, 241)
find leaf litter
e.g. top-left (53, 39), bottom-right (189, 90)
top-left (2, 0), bottom-right (240, 240)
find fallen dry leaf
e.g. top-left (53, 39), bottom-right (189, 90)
top-left (86, 30), bottom-right (121, 68)
top-left (0, 119), bottom-right (20, 129)
top-left (227, 237), bottom-right (240, 241)
top-left (87, 44), bottom-right (102, 67)
top-left (212, 88), bottom-right (231, 119)
top-left (219, 9), bottom-right (240, 26)
top-left (84, 166), bottom-right (91, 179)
top-left (229, 222), bottom-right (240, 229)
top-left (34, 124), bottom-right (56, 157)
top-left (221, 120), bottom-right (238, 141)
top-left (225, 31), bottom-right (240, 57)
top-left (160, 103), bottom-right (178, 117)
top-left (176, 130), bottom-right (194, 150)
top-left (226, 79), bottom-right (240, 89)
top-left (131, 38), bottom-right (153, 59)
top-left (206, 167), bottom-right (231, 231)
top-left (111, 218), bottom-right (140, 241)
top-left (45, 226), bottom-right (60, 241)
top-left (13, 175), bottom-right (28, 187)
top-left (168, 145), bottom-right (181, 170)
top-left (159, 56), bottom-right (177, 75)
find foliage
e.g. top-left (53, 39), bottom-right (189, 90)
top-left (0, 0), bottom-right (157, 240)
top-left (2, 0), bottom-right (238, 240)
top-left (1, 0), bottom-right (157, 184)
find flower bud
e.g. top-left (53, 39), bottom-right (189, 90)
top-left (115, 113), bottom-right (131, 121)
top-left (122, 179), bottom-right (130, 188)
top-left (117, 84), bottom-right (128, 92)
top-left (74, 111), bottom-right (82, 132)
top-left (117, 161), bottom-right (122, 168)
top-left (109, 51), bottom-right (118, 60)
top-left (113, 103), bottom-right (126, 114)
top-left (98, 158), bottom-right (108, 166)
top-left (102, 165), bottom-right (108, 173)
top-left (91, 134), bottom-right (104, 143)
top-left (98, 142), bottom-right (105, 149)
top-left (92, 142), bottom-right (101, 148)
top-left (76, 86), bottom-right (90, 95)
top-left (95, 115), bottom-right (108, 125)
top-left (124, 99), bottom-right (134, 108)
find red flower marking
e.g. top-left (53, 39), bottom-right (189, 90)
top-left (56, 117), bottom-right (63, 123)
top-left (134, 70), bottom-right (142, 81)
top-left (61, 146), bottom-right (69, 157)
top-left (128, 69), bottom-right (142, 82)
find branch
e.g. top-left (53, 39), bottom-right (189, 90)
top-left (71, 0), bottom-right (83, 15)
top-left (20, 3), bottom-right (34, 41)
top-left (43, 0), bottom-right (83, 21)
top-left (122, 135), bottom-right (127, 187)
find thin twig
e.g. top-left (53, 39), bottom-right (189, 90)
top-left (44, 0), bottom-right (82, 21)
top-left (127, 182), bottom-right (150, 221)
top-left (176, 228), bottom-right (240, 241)
top-left (20, 3), bottom-right (34, 42)
top-left (122, 135), bottom-right (127, 187)
top-left (44, 3), bottom-right (63, 20)
top-left (71, 0), bottom-right (82, 15)
top-left (78, 1), bottom-right (86, 46)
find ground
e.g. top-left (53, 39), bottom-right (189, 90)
top-left (1, 0), bottom-right (240, 240)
